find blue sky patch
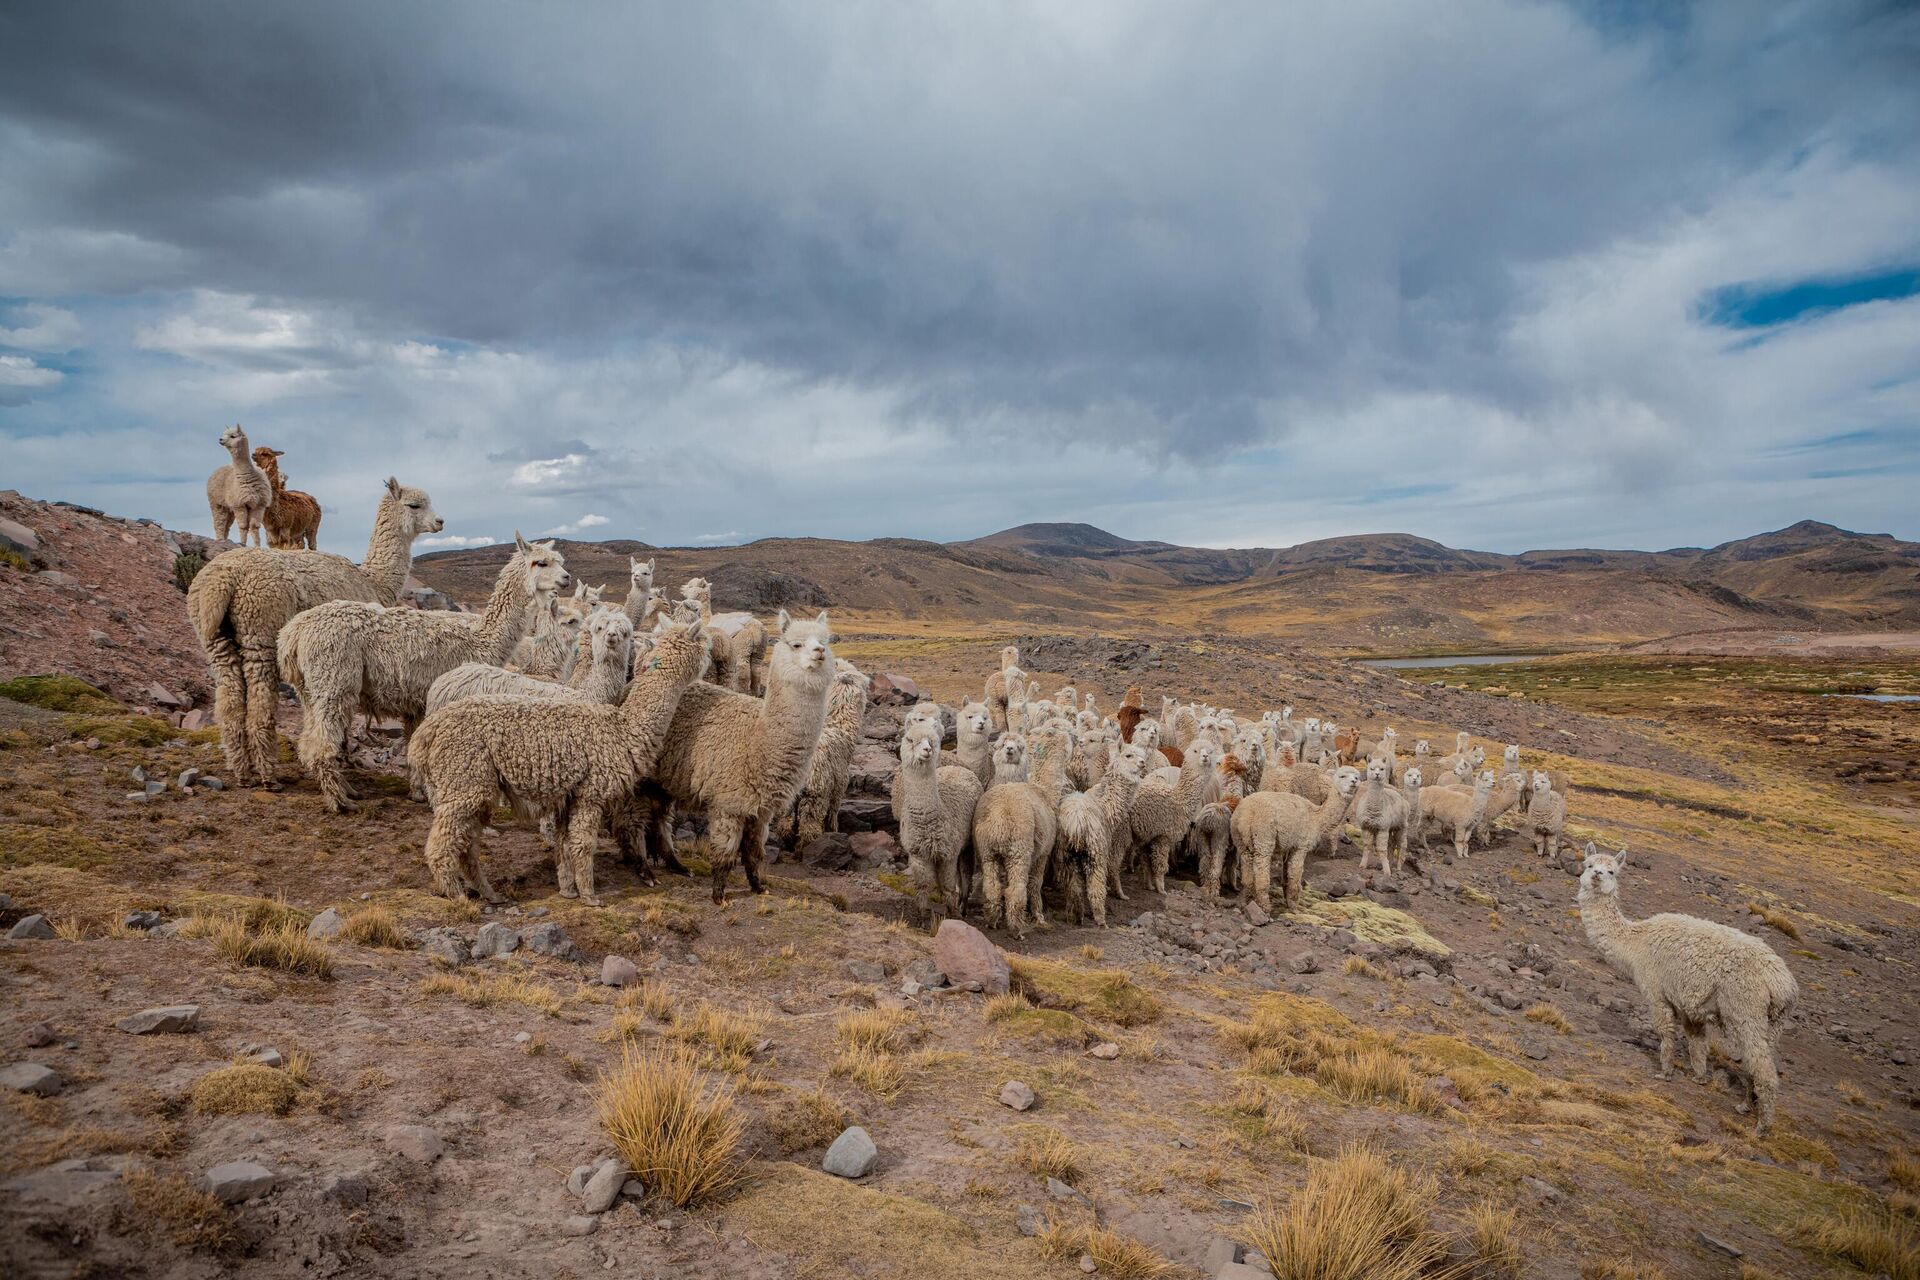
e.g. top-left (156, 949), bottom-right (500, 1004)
top-left (1701, 268), bottom-right (1920, 330)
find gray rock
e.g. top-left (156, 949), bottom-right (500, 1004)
top-left (204, 1160), bottom-right (275, 1203)
top-left (522, 922), bottom-right (578, 959)
top-left (1087, 1042), bottom-right (1120, 1060)
top-left (1288, 952), bottom-right (1320, 975)
top-left (600, 954), bottom-right (640, 987)
top-left (201, 777), bottom-right (226, 791)
top-left (846, 959), bottom-right (888, 983)
top-left (131, 765), bottom-right (149, 784)
top-left (385, 1124), bottom-right (446, 1163)
top-left (1243, 901), bottom-right (1271, 927)
top-left (582, 1158), bottom-right (629, 1213)
top-left (320, 1172), bottom-right (370, 1207)
top-left (567, 1164), bottom-right (596, 1198)
top-left (307, 908), bottom-right (345, 940)
top-left (472, 921), bottom-right (519, 958)
top-left (560, 1214), bottom-right (600, 1237)
top-left (999, 1081), bottom-right (1037, 1111)
top-left (1016, 1203), bottom-right (1045, 1236)
top-left (22, 1022), bottom-right (56, 1048)
top-left (932, 919), bottom-right (1008, 994)
top-left (822, 1126), bottom-right (877, 1178)
top-left (0, 515), bottom-right (42, 562)
top-left (1521, 1175), bottom-right (1561, 1203)
top-left (248, 1048), bottom-right (284, 1069)
top-left (7, 915), bottom-right (56, 940)
top-left (143, 780), bottom-right (167, 797)
top-left (621, 1178), bottom-right (645, 1199)
top-left (1695, 1231), bottom-right (1742, 1258)
top-left (1204, 1234), bottom-right (1244, 1272)
top-left (123, 910), bottom-right (165, 932)
top-left (0, 1063), bottom-right (63, 1096)
top-left (1046, 1176), bottom-right (1090, 1205)
top-left (1079, 1255), bottom-right (1097, 1273)
top-left (904, 957), bottom-right (947, 987)
top-left (418, 927), bottom-right (471, 966)
top-left (4, 1158), bottom-right (120, 1207)
top-left (115, 1004), bottom-right (199, 1035)
top-left (177, 768), bottom-right (201, 790)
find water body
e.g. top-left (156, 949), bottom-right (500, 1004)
top-left (1359, 654), bottom-right (1553, 670)
top-left (1823, 693), bottom-right (1920, 703)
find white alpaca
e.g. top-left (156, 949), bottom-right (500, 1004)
top-left (1526, 770), bottom-right (1567, 858)
top-left (1350, 759), bottom-right (1409, 886)
top-left (426, 608), bottom-right (635, 717)
top-left (1578, 846), bottom-right (1797, 1134)
top-left (898, 729), bottom-right (984, 931)
top-left (206, 423), bottom-right (273, 547)
top-left (278, 534), bottom-right (569, 811)
top-left (970, 722), bottom-right (1073, 937)
top-left (1231, 769), bottom-right (1360, 911)
top-left (775, 659), bottom-right (872, 853)
top-left (1128, 737), bottom-right (1220, 894)
top-left (1055, 742), bottom-right (1151, 927)
top-left (954, 700), bottom-right (994, 789)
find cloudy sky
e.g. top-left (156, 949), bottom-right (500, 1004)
top-left (3, 1), bottom-right (1917, 557)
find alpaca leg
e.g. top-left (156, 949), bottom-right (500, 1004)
top-left (1285, 844), bottom-right (1309, 913)
top-left (207, 642), bottom-right (255, 785)
top-left (608, 805), bottom-right (657, 887)
top-left (1027, 845), bottom-right (1049, 928)
top-left (1107, 843), bottom-right (1131, 901)
top-left (402, 714), bottom-right (427, 802)
top-left (459, 819), bottom-right (506, 904)
top-left (705, 813), bottom-right (744, 905)
top-left (1650, 1002), bottom-right (1679, 1080)
top-left (1149, 837), bottom-right (1172, 895)
top-left (740, 814), bottom-right (770, 895)
top-left (565, 803), bottom-right (605, 906)
top-left (1004, 850), bottom-right (1031, 940)
top-left (299, 697), bottom-right (356, 813)
top-left (1686, 1025), bottom-right (1711, 1084)
top-left (553, 813), bottom-right (579, 898)
top-left (979, 854), bottom-right (1006, 931)
top-left (424, 805), bottom-right (484, 901)
top-left (1087, 844), bottom-right (1111, 927)
top-left (1202, 840), bottom-right (1223, 900)
top-left (650, 805), bottom-right (688, 876)
top-left (1734, 1024), bottom-right (1781, 1135)
top-left (941, 853), bottom-right (968, 931)
top-left (212, 504), bottom-right (233, 542)
top-left (240, 642), bottom-right (282, 786)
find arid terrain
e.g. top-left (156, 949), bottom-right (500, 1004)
top-left (2, 492), bottom-right (1918, 1280)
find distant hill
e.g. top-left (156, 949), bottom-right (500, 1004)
top-left (413, 519), bottom-right (1920, 654)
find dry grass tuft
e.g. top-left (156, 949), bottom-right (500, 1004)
top-left (1794, 1203), bottom-right (1919, 1280)
top-left (1888, 1155), bottom-right (1920, 1193)
top-left (123, 1167), bottom-right (238, 1252)
top-left (831, 1044), bottom-right (907, 1099)
top-left (596, 1044), bottom-right (745, 1208)
top-left (1037, 1222), bottom-right (1178, 1278)
top-left (618, 981), bottom-right (677, 1023)
top-left (1579, 1261), bottom-right (1671, 1280)
top-left (1523, 1003), bottom-right (1572, 1034)
top-left (1009, 955), bottom-right (1161, 1027)
top-left (206, 915), bottom-right (333, 979)
top-left (419, 970), bottom-right (564, 1016)
top-left (1240, 1145), bottom-right (1448, 1280)
top-left (984, 991), bottom-right (1034, 1022)
top-left (1314, 1045), bottom-right (1442, 1115)
top-left (1465, 1202), bottom-right (1523, 1277)
top-left (339, 906), bottom-right (407, 949)
top-left (834, 1008), bottom-right (925, 1056)
top-left (1342, 955), bottom-right (1388, 980)
top-left (1745, 902), bottom-right (1801, 940)
top-left (188, 1064), bottom-right (299, 1116)
top-left (763, 1084), bottom-right (851, 1154)
top-left (1012, 1124), bottom-right (1081, 1184)
top-left (669, 1002), bottom-right (762, 1068)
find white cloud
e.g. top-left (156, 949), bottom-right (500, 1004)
top-left (510, 454), bottom-right (592, 490)
top-left (0, 354), bottom-right (63, 404)
top-left (690, 530), bottom-right (741, 545)
top-left (420, 534), bottom-right (496, 548)
top-left (0, 303), bottom-right (83, 353)
top-left (541, 513), bottom-right (610, 537)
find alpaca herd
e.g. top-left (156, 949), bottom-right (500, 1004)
top-left (182, 456), bottom-right (1800, 1135)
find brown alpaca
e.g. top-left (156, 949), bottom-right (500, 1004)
top-left (252, 447), bottom-right (323, 551)
top-left (1117, 685), bottom-right (1145, 744)
top-left (1333, 725), bottom-right (1361, 765)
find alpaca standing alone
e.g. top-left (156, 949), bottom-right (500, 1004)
top-left (1578, 846), bottom-right (1797, 1134)
top-left (251, 447), bottom-right (324, 551)
top-left (277, 534), bottom-right (569, 811)
top-left (206, 424), bottom-right (274, 547)
top-left (187, 476), bottom-right (443, 786)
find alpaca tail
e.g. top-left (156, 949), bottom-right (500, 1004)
top-left (1056, 794), bottom-right (1103, 855)
top-left (275, 615), bottom-right (310, 695)
top-left (185, 556), bottom-right (240, 654)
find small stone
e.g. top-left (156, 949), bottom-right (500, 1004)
top-left (115, 1005), bottom-right (199, 1035)
top-left (0, 1063), bottom-right (63, 1096)
top-left (204, 1160), bottom-right (274, 1203)
top-left (307, 908), bottom-right (345, 940)
top-left (200, 777), bottom-right (226, 791)
top-left (620, 1178), bottom-right (645, 1199)
top-left (122, 910), bottom-right (164, 932)
top-left (144, 780), bottom-right (167, 797)
top-left (1217, 1197), bottom-right (1255, 1212)
top-left (472, 921), bottom-right (519, 958)
top-left (560, 1214), bottom-right (600, 1237)
top-left (248, 1048), bottom-right (284, 1069)
top-left (600, 954), bottom-right (640, 987)
top-left (1204, 1234), bottom-right (1244, 1272)
top-left (567, 1164), bottom-right (596, 1198)
top-left (1079, 1254), bottom-right (1097, 1273)
top-left (321, 1172), bottom-right (370, 1206)
top-left (905, 957), bottom-right (947, 988)
top-left (418, 927), bottom-right (471, 966)
top-left (1695, 1232), bottom-right (1742, 1258)
top-left (177, 768), bottom-right (201, 790)
top-left (932, 919), bottom-right (1009, 995)
top-left (8, 915), bottom-right (56, 940)
top-left (1017, 1204), bottom-right (1043, 1236)
top-left (522, 921), bottom-right (577, 959)
top-left (582, 1158), bottom-right (629, 1212)
top-left (528, 906), bottom-right (550, 917)
top-left (131, 765), bottom-right (148, 784)
top-left (846, 959), bottom-right (887, 983)
top-left (999, 1081), bottom-right (1037, 1111)
top-left (1288, 952), bottom-right (1320, 975)
top-left (1088, 1042), bottom-right (1120, 1060)
top-left (1523, 1043), bottom-right (1549, 1061)
top-left (514, 1031), bottom-right (533, 1045)
top-left (1521, 1176), bottom-right (1561, 1203)
top-left (22, 1023), bottom-right (56, 1048)
top-left (823, 1126), bottom-right (877, 1178)
top-left (1243, 901), bottom-right (1271, 927)
top-left (1046, 1176), bottom-right (1090, 1205)
top-left (385, 1124), bottom-right (446, 1163)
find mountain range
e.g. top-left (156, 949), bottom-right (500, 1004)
top-left (412, 519), bottom-right (1920, 655)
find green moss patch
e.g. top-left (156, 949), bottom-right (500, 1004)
top-left (0, 675), bottom-right (122, 714)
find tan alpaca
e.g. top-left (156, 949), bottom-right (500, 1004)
top-left (206, 423), bottom-right (273, 546)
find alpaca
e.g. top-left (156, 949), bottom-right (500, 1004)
top-left (1578, 846), bottom-right (1797, 1134)
top-left (622, 556), bottom-right (657, 625)
top-left (1189, 752), bottom-right (1250, 899)
top-left (983, 646), bottom-right (1022, 733)
top-left (892, 704), bottom-right (948, 824)
top-left (1116, 685), bottom-right (1145, 744)
top-left (411, 618), bottom-right (709, 904)
top-left (1351, 759), bottom-right (1410, 886)
top-left (206, 423), bottom-right (273, 546)
top-left (1067, 721), bottom-right (1115, 791)
top-left (775, 659), bottom-right (871, 853)
top-left (990, 733), bottom-right (1028, 784)
top-left (511, 585), bottom-right (590, 680)
top-left (425, 608), bottom-right (634, 717)
top-left (1165, 703), bottom-right (1200, 750)
top-left (1413, 769), bottom-right (1495, 869)
top-left (277, 534), bottom-right (568, 812)
top-left (1056, 742), bottom-right (1152, 927)
top-left (898, 729), bottom-right (984, 930)
top-left (623, 611), bottom-right (837, 903)
top-left (251, 447), bottom-right (323, 551)
top-left (1231, 769), bottom-right (1360, 911)
top-left (1476, 771), bottom-right (1529, 846)
top-left (1526, 771), bottom-right (1567, 858)
top-left (970, 723), bottom-right (1073, 937)
top-left (1128, 736), bottom-right (1220, 894)
top-left (954, 700), bottom-right (995, 789)
top-left (187, 476), bottom-right (442, 786)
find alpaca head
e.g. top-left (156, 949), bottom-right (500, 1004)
top-left (630, 556), bottom-right (656, 592)
top-left (1333, 768), bottom-right (1362, 799)
top-left (1469, 746), bottom-right (1486, 767)
top-left (994, 733), bottom-right (1027, 768)
top-left (590, 609), bottom-right (634, 667)
top-left (1456, 731), bottom-right (1471, 752)
top-left (1578, 843), bottom-right (1622, 900)
top-left (1281, 705), bottom-right (1293, 722)
top-left (575, 582), bottom-right (607, 606)
top-left (219, 423), bottom-right (249, 455)
top-left (681, 577), bottom-right (712, 604)
top-left (251, 446), bottom-right (287, 488)
top-left (1131, 718), bottom-right (1160, 750)
top-left (669, 598), bottom-right (700, 625)
top-left (1450, 759), bottom-right (1473, 784)
top-left (898, 724), bottom-right (939, 768)
top-left (1504, 744), bottom-right (1521, 769)
top-left (833, 658), bottom-right (871, 694)
top-left (1413, 739), bottom-right (1431, 757)
top-left (770, 608), bottom-right (833, 684)
top-left (1000, 645), bottom-right (1020, 671)
top-left (1055, 685), bottom-right (1077, 709)
top-left (1112, 742), bottom-right (1151, 781)
top-left (1531, 769), bottom-right (1552, 795)
top-left (1366, 759), bottom-right (1390, 785)
top-left (1304, 717), bottom-right (1321, 734)
top-left (382, 477), bottom-right (444, 537)
top-left (903, 701), bottom-right (943, 738)
top-left (1402, 766), bottom-right (1422, 790)
top-left (1475, 769), bottom-right (1497, 792)
top-left (1187, 737), bottom-right (1219, 772)
top-left (512, 533), bottom-right (571, 598)
top-left (646, 615), bottom-right (714, 682)
top-left (959, 701), bottom-right (991, 739)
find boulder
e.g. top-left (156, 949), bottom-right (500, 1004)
top-left (0, 515), bottom-right (42, 564)
top-left (600, 954), bottom-right (639, 987)
top-left (307, 908), bottom-right (345, 940)
top-left (204, 1161), bottom-right (275, 1203)
top-left (799, 833), bottom-right (856, 870)
top-left (822, 1126), bottom-right (877, 1178)
top-left (932, 920), bottom-right (1008, 995)
top-left (115, 1005), bottom-right (200, 1035)
top-left (472, 922), bottom-right (519, 958)
top-left (0, 1063), bottom-right (63, 1096)
top-left (7, 915), bottom-right (55, 940)
top-left (385, 1124), bottom-right (446, 1163)
top-left (1087, 1042), bottom-right (1121, 1060)
top-left (868, 674), bottom-right (923, 706)
top-left (418, 927), bottom-right (471, 966)
top-left (848, 829), bottom-right (901, 861)
top-left (144, 682), bottom-right (188, 709)
top-left (999, 1081), bottom-right (1037, 1111)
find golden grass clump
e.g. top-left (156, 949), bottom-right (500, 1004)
top-left (1342, 955), bottom-right (1387, 980)
top-left (1465, 1202), bottom-right (1523, 1278)
top-left (618, 981), bottom-right (677, 1023)
top-left (339, 906), bottom-right (407, 949)
top-left (669, 1002), bottom-right (762, 1068)
top-left (1523, 1003), bottom-right (1572, 1034)
top-left (122, 1168), bottom-right (238, 1252)
top-left (1008, 955), bottom-right (1162, 1027)
top-left (207, 916), bottom-right (333, 979)
top-left (1744, 902), bottom-right (1801, 940)
top-left (983, 991), bottom-right (1033, 1022)
top-left (188, 1064), bottom-right (299, 1116)
top-left (1011, 1124), bottom-right (1081, 1183)
top-left (1793, 1203), bottom-right (1919, 1280)
top-left (596, 1044), bottom-right (745, 1208)
top-left (419, 970), bottom-right (564, 1016)
top-left (1241, 1145), bottom-right (1447, 1280)
top-left (1037, 1222), bottom-right (1178, 1279)
top-left (763, 1084), bottom-right (851, 1154)
top-left (1887, 1155), bottom-right (1920, 1192)
top-left (831, 1044), bottom-right (907, 1099)
top-left (1579, 1261), bottom-right (1671, 1280)
top-left (834, 1008), bottom-right (925, 1055)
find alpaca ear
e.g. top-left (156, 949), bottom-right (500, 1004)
top-left (814, 610), bottom-right (830, 631)
top-left (514, 531), bottom-right (529, 552)
top-left (776, 608), bottom-right (791, 632)
top-left (386, 476), bottom-right (402, 498)
top-left (683, 617), bottom-right (704, 639)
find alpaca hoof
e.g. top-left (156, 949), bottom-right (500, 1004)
top-left (662, 856), bottom-right (690, 876)
top-left (581, 896), bottom-right (605, 907)
top-left (1734, 1098), bottom-right (1751, 1114)
top-left (558, 887), bottom-right (579, 900)
top-left (710, 889), bottom-right (728, 906)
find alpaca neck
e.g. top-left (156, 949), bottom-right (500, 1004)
top-left (1578, 886), bottom-right (1639, 973)
top-left (751, 657), bottom-right (832, 787)
top-left (992, 759), bottom-right (1027, 785)
top-left (1175, 757), bottom-right (1210, 813)
top-left (1031, 736), bottom-right (1073, 800)
top-left (227, 435), bottom-right (253, 467)
top-left (359, 500), bottom-right (416, 606)
top-left (475, 564), bottom-right (538, 664)
top-left (900, 754), bottom-right (942, 823)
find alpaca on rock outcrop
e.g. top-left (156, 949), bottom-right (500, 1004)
top-left (971, 722), bottom-right (1073, 937)
top-left (1057, 742), bottom-right (1152, 927)
top-left (1578, 846), bottom-right (1797, 1134)
top-left (187, 476), bottom-right (442, 787)
top-left (251, 447), bottom-right (323, 551)
top-left (207, 424), bottom-right (273, 547)
top-left (1231, 768), bottom-right (1360, 911)
top-left (1129, 736), bottom-right (1219, 894)
top-left (775, 659), bottom-right (871, 854)
top-left (278, 534), bottom-right (569, 812)
top-left (411, 618), bottom-right (709, 904)
top-left (622, 611), bottom-right (837, 903)
top-left (898, 728), bottom-right (984, 930)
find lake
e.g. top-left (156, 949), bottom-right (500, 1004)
top-left (1359, 654), bottom-right (1553, 670)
